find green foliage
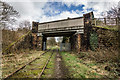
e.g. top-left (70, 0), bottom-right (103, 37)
top-left (9, 51), bottom-right (55, 78)
top-left (2, 50), bottom-right (44, 78)
top-left (62, 37), bottom-right (69, 43)
top-left (95, 26), bottom-right (118, 31)
top-left (47, 37), bottom-right (56, 46)
top-left (90, 31), bottom-right (98, 51)
top-left (61, 52), bottom-right (101, 78)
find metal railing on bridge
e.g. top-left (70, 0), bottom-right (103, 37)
top-left (92, 18), bottom-right (119, 31)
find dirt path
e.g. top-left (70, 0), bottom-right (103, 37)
top-left (54, 51), bottom-right (69, 78)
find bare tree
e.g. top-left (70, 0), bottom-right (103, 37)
top-left (0, 1), bottom-right (19, 29)
top-left (106, 6), bottom-right (118, 18)
top-left (118, 1), bottom-right (120, 18)
top-left (19, 20), bottom-right (31, 31)
top-left (22, 20), bottom-right (31, 30)
top-left (47, 37), bottom-right (56, 46)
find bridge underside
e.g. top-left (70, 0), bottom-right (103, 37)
top-left (32, 12), bottom-right (94, 52)
top-left (32, 32), bottom-right (88, 52)
top-left (38, 25), bottom-right (84, 37)
top-left (36, 32), bottom-right (85, 52)
top-left (32, 26), bottom-right (90, 52)
top-left (43, 31), bottom-right (76, 37)
top-left (38, 27), bottom-right (85, 51)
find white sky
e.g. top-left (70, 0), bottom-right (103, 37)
top-left (1, 0), bottom-right (119, 42)
top-left (2, 0), bottom-right (119, 24)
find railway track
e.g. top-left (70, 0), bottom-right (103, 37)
top-left (37, 50), bottom-right (54, 79)
top-left (3, 49), bottom-right (55, 80)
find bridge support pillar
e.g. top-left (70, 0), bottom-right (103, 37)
top-left (70, 35), bottom-right (76, 51)
top-left (42, 36), bottom-right (47, 51)
top-left (32, 33), bottom-right (37, 50)
top-left (70, 33), bottom-right (82, 53)
top-left (77, 34), bottom-right (81, 53)
top-left (32, 21), bottom-right (43, 50)
top-left (32, 33), bottom-right (42, 50)
top-left (36, 36), bottom-right (42, 50)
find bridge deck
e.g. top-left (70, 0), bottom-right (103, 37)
top-left (38, 17), bottom-right (84, 33)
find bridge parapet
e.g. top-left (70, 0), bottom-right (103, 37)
top-left (92, 18), bottom-right (119, 31)
top-left (38, 17), bottom-right (84, 33)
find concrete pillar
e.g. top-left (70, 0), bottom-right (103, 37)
top-left (42, 36), bottom-right (47, 50)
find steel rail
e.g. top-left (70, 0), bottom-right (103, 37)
top-left (3, 50), bottom-right (50, 80)
top-left (37, 50), bottom-right (54, 79)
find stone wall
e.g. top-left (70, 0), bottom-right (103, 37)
top-left (32, 33), bottom-right (42, 50)
top-left (70, 33), bottom-right (83, 53)
top-left (91, 27), bottom-right (119, 50)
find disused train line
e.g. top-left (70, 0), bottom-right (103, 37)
top-left (3, 49), bottom-right (52, 80)
top-left (37, 50), bottom-right (54, 79)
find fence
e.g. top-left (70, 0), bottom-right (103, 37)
top-left (92, 18), bottom-right (118, 26)
top-left (60, 43), bottom-right (71, 51)
top-left (92, 18), bottom-right (119, 30)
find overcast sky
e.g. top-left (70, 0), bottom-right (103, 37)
top-left (1, 0), bottom-right (119, 30)
top-left (1, 0), bottom-right (119, 41)
top-left (2, 0), bottom-right (119, 22)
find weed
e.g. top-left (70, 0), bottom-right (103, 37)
top-left (61, 52), bottom-right (103, 78)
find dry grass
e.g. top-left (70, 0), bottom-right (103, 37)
top-left (69, 50), bottom-right (119, 78)
top-left (2, 29), bottom-right (28, 50)
top-left (2, 29), bottom-right (31, 54)
top-left (2, 50), bottom-right (44, 78)
top-left (87, 48), bottom-right (119, 63)
top-left (61, 52), bottom-right (108, 78)
top-left (74, 48), bottom-right (120, 78)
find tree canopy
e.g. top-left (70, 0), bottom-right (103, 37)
top-left (0, 1), bottom-right (20, 29)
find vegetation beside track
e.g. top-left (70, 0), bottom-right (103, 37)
top-left (3, 50), bottom-right (55, 79)
top-left (61, 52), bottom-right (116, 78)
top-left (2, 50), bottom-right (44, 78)
top-left (3, 48), bottom-right (119, 79)
top-left (10, 51), bottom-right (52, 78)
top-left (41, 51), bottom-right (55, 78)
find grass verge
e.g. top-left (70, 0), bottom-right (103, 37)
top-left (9, 51), bottom-right (55, 78)
top-left (2, 50), bottom-right (44, 78)
top-left (61, 52), bottom-right (106, 78)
